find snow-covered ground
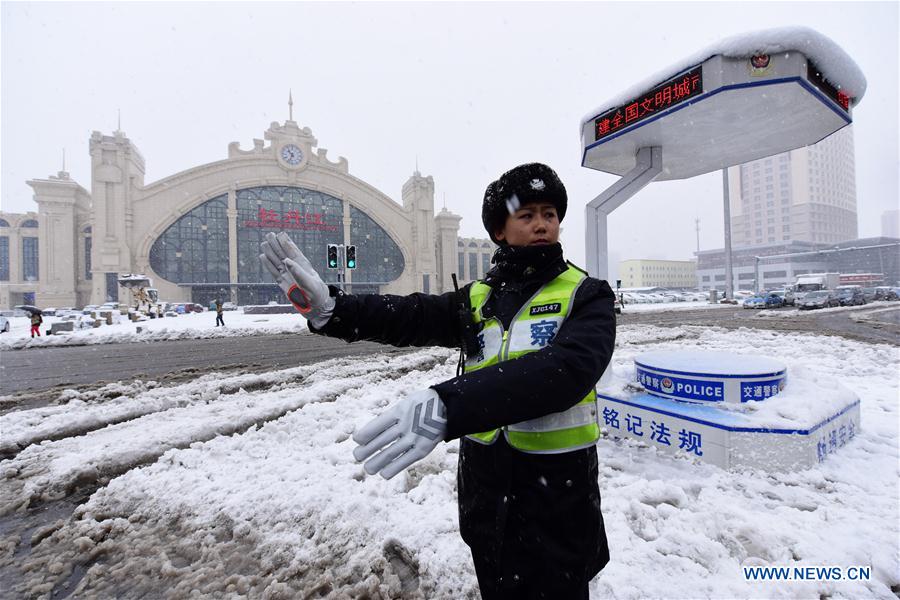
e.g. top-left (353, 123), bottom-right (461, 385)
top-left (0, 310), bottom-right (309, 350)
top-left (2, 324), bottom-right (897, 598)
top-left (755, 300), bottom-right (899, 319)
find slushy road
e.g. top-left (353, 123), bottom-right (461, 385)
top-left (0, 333), bottom-right (402, 399)
top-left (617, 303), bottom-right (900, 346)
top-left (2, 304), bottom-right (897, 401)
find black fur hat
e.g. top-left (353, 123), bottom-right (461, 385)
top-left (482, 163), bottom-right (567, 243)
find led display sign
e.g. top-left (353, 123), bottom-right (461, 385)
top-left (806, 59), bottom-right (851, 112)
top-left (243, 207), bottom-right (339, 232)
top-left (594, 66), bottom-right (703, 141)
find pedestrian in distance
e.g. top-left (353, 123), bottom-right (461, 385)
top-left (260, 163), bottom-right (616, 599)
top-left (30, 312), bottom-right (43, 338)
top-left (215, 299), bottom-right (225, 327)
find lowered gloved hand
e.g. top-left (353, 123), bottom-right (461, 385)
top-left (259, 232), bottom-right (335, 328)
top-left (353, 389), bottom-right (447, 480)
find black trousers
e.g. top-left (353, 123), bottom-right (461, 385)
top-left (216, 314), bottom-right (224, 326)
top-left (471, 548), bottom-right (590, 600)
top-left (458, 437), bottom-right (608, 600)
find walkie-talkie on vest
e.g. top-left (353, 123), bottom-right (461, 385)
top-left (452, 273), bottom-right (480, 377)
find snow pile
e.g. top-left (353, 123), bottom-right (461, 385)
top-left (754, 301), bottom-right (896, 319)
top-left (0, 350), bottom-right (451, 515)
top-left (582, 25), bottom-right (867, 127)
top-left (3, 327), bottom-right (898, 598)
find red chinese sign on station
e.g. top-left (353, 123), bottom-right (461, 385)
top-left (244, 207), bottom-right (340, 232)
top-left (594, 66), bottom-right (704, 142)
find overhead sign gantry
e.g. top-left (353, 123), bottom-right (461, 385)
top-left (582, 27), bottom-right (868, 472)
top-left (580, 26), bottom-right (867, 287)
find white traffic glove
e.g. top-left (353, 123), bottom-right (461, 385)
top-left (352, 389), bottom-right (447, 480)
top-left (259, 232), bottom-right (335, 328)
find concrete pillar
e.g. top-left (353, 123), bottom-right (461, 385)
top-left (227, 187), bottom-right (238, 304)
top-left (342, 197), bottom-right (352, 288)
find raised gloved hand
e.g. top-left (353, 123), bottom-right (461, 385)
top-left (259, 232), bottom-right (335, 328)
top-left (352, 389), bottom-right (447, 479)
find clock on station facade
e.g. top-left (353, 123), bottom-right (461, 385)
top-left (279, 143), bottom-right (304, 168)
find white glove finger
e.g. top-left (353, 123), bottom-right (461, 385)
top-left (261, 241), bottom-right (288, 277)
top-left (283, 258), bottom-right (321, 295)
top-left (352, 409), bottom-right (400, 446)
top-left (259, 253), bottom-right (284, 281)
top-left (353, 423), bottom-right (402, 462)
top-left (363, 439), bottom-right (415, 476)
top-left (379, 446), bottom-right (428, 480)
top-left (275, 232), bottom-right (309, 267)
top-left (264, 232), bottom-right (287, 261)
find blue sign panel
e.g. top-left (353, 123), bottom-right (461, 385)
top-left (740, 377), bottom-right (786, 402)
top-left (636, 367), bottom-right (724, 402)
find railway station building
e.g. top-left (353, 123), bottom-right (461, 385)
top-left (1, 118), bottom-right (497, 309)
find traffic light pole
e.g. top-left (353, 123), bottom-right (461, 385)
top-left (338, 244), bottom-right (346, 292)
top-left (327, 242), bottom-right (356, 292)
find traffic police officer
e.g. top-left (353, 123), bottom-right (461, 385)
top-left (260, 163), bottom-right (616, 599)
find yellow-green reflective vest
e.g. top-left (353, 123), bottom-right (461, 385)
top-left (464, 263), bottom-right (600, 454)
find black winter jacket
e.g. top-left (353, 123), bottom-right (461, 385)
top-left (310, 264), bottom-right (616, 440)
top-left (310, 247), bottom-right (616, 588)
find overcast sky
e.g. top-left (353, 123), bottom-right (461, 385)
top-left (2, 2), bottom-right (897, 279)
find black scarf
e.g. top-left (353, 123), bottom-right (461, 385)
top-left (483, 243), bottom-right (567, 291)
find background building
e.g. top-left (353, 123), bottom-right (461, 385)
top-left (727, 126), bottom-right (857, 248)
top-left (456, 237), bottom-right (497, 286)
top-left (696, 237), bottom-right (900, 292)
top-left (882, 209), bottom-right (900, 239)
top-left (0, 118), bottom-right (484, 310)
top-left (0, 212), bottom-right (42, 307)
top-left (619, 259), bottom-right (697, 289)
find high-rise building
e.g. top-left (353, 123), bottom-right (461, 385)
top-left (882, 210), bottom-right (900, 239)
top-left (727, 126), bottom-right (857, 248)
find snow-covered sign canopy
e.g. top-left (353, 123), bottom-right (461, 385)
top-left (581, 26), bottom-right (867, 181)
top-left (117, 273), bottom-right (152, 289)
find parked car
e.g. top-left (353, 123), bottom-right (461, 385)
top-left (798, 290), bottom-right (839, 310)
top-left (873, 287), bottom-right (899, 301)
top-left (743, 296), bottom-right (761, 309)
top-left (861, 287), bottom-right (879, 303)
top-left (75, 314), bottom-right (100, 329)
top-left (0, 315), bottom-right (9, 333)
top-left (222, 302), bottom-right (238, 311)
top-left (835, 287), bottom-right (866, 306)
top-left (768, 289), bottom-right (795, 306)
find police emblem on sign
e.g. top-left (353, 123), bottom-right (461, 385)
top-left (661, 377), bottom-right (674, 393)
